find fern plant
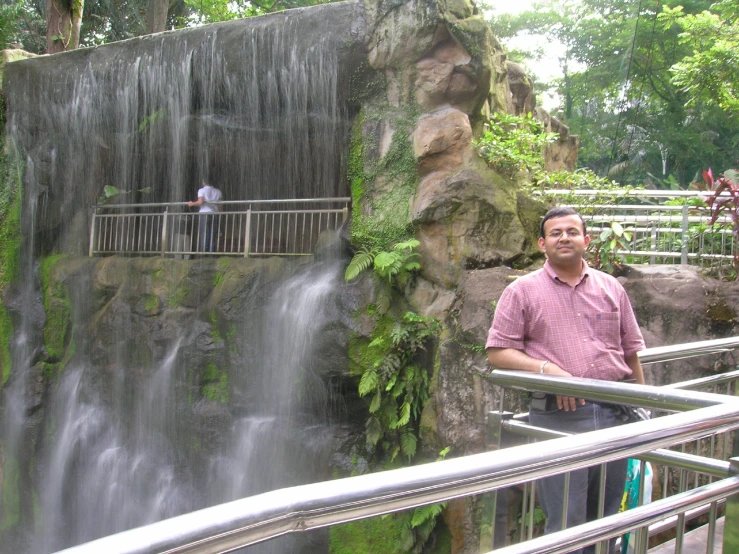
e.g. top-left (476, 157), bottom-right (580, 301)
top-left (345, 238), bottom-right (421, 287)
top-left (392, 447), bottom-right (450, 553)
top-left (359, 312), bottom-right (440, 462)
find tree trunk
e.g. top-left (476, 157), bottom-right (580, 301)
top-left (146, 0), bottom-right (170, 34)
top-left (46, 0), bottom-right (84, 54)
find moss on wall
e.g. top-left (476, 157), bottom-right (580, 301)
top-left (201, 362), bottom-right (228, 403)
top-left (350, 104), bottom-right (420, 251)
top-left (143, 294), bottom-right (160, 314)
top-left (329, 509), bottom-right (451, 554)
top-left (167, 285), bottom-right (188, 308)
top-left (329, 514), bottom-right (408, 554)
top-left (40, 254), bottom-right (73, 365)
top-left (0, 144), bottom-right (22, 384)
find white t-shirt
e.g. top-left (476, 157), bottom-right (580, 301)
top-left (197, 185), bottom-right (222, 213)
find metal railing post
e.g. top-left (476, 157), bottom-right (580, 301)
top-left (243, 207), bottom-right (251, 258)
top-left (681, 205), bottom-right (689, 265)
top-left (89, 210), bottom-right (97, 257)
top-left (723, 457), bottom-right (739, 553)
top-left (160, 208), bottom-right (169, 257)
top-left (488, 411), bottom-right (514, 549)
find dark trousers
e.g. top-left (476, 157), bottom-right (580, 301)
top-left (529, 401), bottom-right (627, 554)
top-left (199, 214), bottom-right (219, 253)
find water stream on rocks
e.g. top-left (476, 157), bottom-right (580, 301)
top-left (0, 5), bottom-right (357, 552)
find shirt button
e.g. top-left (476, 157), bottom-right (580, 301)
top-left (591, 364), bottom-right (595, 367)
top-left (577, 313), bottom-right (581, 316)
top-left (583, 339), bottom-right (588, 342)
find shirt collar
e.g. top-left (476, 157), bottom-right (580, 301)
top-left (543, 259), bottom-right (591, 285)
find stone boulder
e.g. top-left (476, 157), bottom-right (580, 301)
top-left (411, 106), bottom-right (473, 174)
top-left (412, 165), bottom-right (540, 286)
top-left (506, 60), bottom-right (535, 116)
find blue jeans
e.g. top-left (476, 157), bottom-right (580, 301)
top-left (199, 214), bottom-right (219, 253)
top-left (529, 401), bottom-right (627, 554)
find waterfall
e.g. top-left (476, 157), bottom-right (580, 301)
top-left (3, 3), bottom-right (357, 255)
top-left (207, 262), bottom-right (343, 553)
top-left (0, 3), bottom-right (361, 552)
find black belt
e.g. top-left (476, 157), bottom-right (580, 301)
top-left (530, 394), bottom-right (558, 411)
top-left (530, 394), bottom-right (620, 412)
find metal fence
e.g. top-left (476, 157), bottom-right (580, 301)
top-left (492, 369), bottom-right (739, 552)
top-left (89, 198), bottom-right (351, 258)
top-left (545, 189), bottom-right (737, 267)
top-left (55, 337), bottom-right (739, 554)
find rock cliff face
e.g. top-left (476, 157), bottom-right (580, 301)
top-left (1, 0), bottom-right (737, 553)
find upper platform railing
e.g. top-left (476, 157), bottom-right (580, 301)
top-left (89, 198), bottom-right (351, 258)
top-left (545, 189), bottom-right (736, 267)
top-left (54, 336), bottom-right (739, 554)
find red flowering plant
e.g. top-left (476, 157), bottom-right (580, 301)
top-left (691, 168), bottom-right (739, 273)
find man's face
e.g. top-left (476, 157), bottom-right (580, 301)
top-left (537, 214), bottom-right (590, 267)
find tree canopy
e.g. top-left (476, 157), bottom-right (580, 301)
top-left (489, 0), bottom-right (739, 188)
top-left (0, 0), bottom-right (338, 54)
top-left (1, 0), bottom-right (737, 190)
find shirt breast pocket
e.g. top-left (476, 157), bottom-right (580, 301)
top-left (592, 312), bottom-right (620, 348)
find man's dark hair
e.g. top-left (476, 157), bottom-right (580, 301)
top-left (539, 207), bottom-right (587, 238)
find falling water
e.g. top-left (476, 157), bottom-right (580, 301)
top-left (208, 262), bottom-right (344, 553)
top-left (31, 339), bottom-right (190, 553)
top-left (0, 2), bottom-right (361, 552)
top-left (3, 3), bottom-right (358, 255)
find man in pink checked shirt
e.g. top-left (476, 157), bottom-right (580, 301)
top-left (486, 206), bottom-right (646, 554)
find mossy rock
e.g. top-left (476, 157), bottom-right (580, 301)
top-left (329, 514), bottom-right (409, 554)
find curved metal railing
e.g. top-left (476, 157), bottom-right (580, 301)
top-left (54, 337), bottom-right (739, 554)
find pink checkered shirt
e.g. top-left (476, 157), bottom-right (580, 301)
top-left (486, 261), bottom-right (645, 381)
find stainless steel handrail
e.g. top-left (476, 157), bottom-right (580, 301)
top-left (485, 476), bottom-right (739, 554)
top-left (54, 400), bottom-right (739, 554)
top-left (665, 368), bottom-right (739, 390)
top-left (638, 336), bottom-right (739, 365)
top-left (487, 370), bottom-right (730, 410)
top-left (53, 337), bottom-right (739, 554)
top-left (501, 419), bottom-right (731, 478)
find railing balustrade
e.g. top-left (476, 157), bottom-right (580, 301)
top-left (89, 198), bottom-right (351, 258)
top-left (543, 189), bottom-right (737, 267)
top-left (54, 337), bottom-right (739, 554)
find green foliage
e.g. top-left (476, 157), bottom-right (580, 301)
top-left (209, 310), bottom-right (222, 343)
top-left (345, 239), bottom-right (421, 288)
top-left (357, 312), bottom-right (440, 463)
top-left (487, 0), bottom-right (739, 188)
top-left (528, 167), bottom-right (624, 195)
top-left (213, 257), bottom-right (230, 287)
top-left (40, 254), bottom-right (73, 364)
top-left (138, 109), bottom-right (167, 132)
top-left (588, 221), bottom-right (634, 274)
top-left (329, 499), bottom-right (447, 554)
top-left (167, 285), bottom-right (188, 308)
top-left (143, 294), bottom-right (160, 313)
top-left (474, 112), bottom-right (558, 177)
top-left (201, 362), bottom-right (228, 403)
top-left (0, 148), bottom-right (22, 384)
top-left (659, 1), bottom-right (739, 115)
top-left (184, 0), bottom-right (339, 24)
top-left (329, 512), bottom-right (408, 554)
top-left (98, 184), bottom-right (151, 205)
top-left (349, 105), bottom-right (420, 251)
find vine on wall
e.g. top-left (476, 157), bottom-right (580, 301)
top-left (0, 142), bottom-right (23, 384)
